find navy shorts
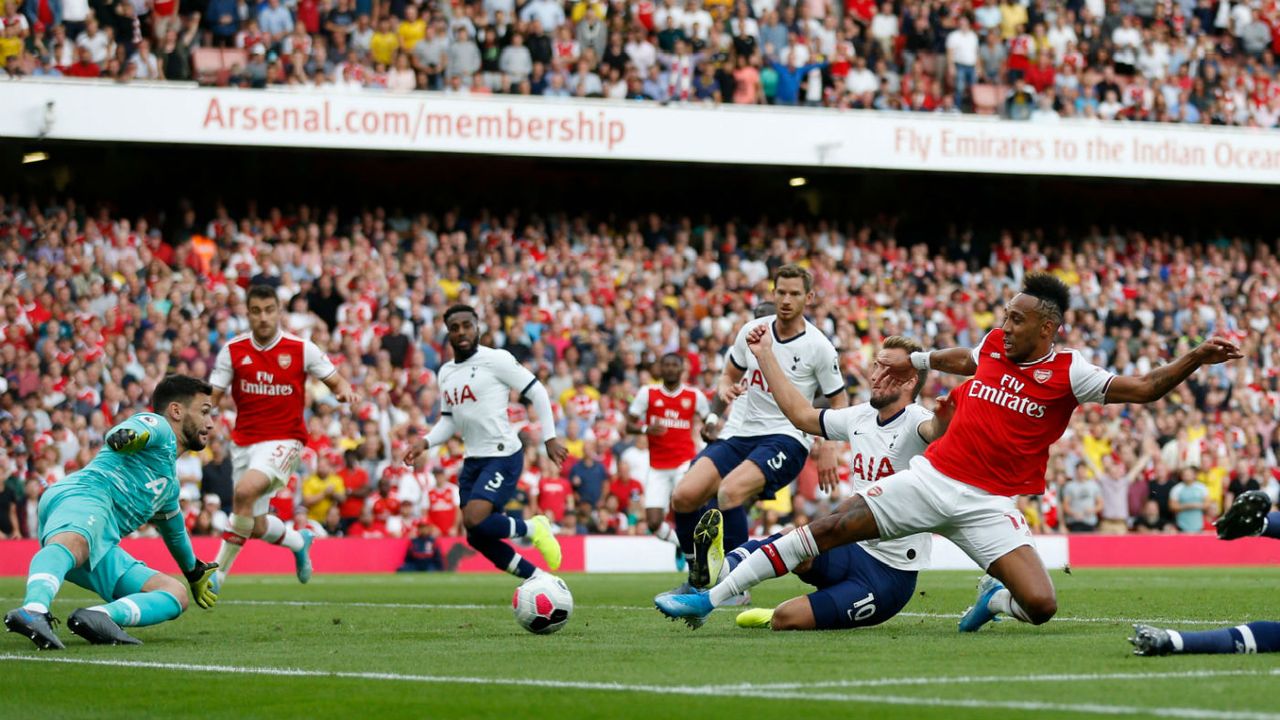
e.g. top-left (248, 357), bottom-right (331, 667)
top-left (457, 450), bottom-right (525, 508)
top-left (696, 434), bottom-right (808, 500)
top-left (797, 543), bottom-right (918, 629)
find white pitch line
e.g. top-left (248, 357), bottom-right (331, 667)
top-left (1, 655), bottom-right (1278, 720)
top-left (748, 668), bottom-right (1280, 690)
top-left (0, 595), bottom-right (1247, 626)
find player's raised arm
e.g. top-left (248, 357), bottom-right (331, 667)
top-left (916, 391), bottom-right (957, 443)
top-left (883, 343), bottom-right (979, 383)
top-left (1103, 336), bottom-right (1243, 404)
top-left (743, 324), bottom-right (824, 436)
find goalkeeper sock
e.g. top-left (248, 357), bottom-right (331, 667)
top-left (23, 543), bottom-right (77, 614)
top-left (262, 514), bottom-right (305, 551)
top-left (988, 588), bottom-right (1035, 624)
top-left (89, 590), bottom-right (183, 627)
top-left (469, 513), bottom-right (527, 539)
top-left (1262, 513), bottom-right (1280, 540)
top-left (214, 514), bottom-right (256, 579)
top-left (709, 527), bottom-right (817, 607)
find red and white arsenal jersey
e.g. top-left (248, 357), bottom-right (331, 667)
top-left (628, 384), bottom-right (709, 469)
top-left (210, 331), bottom-right (336, 445)
top-left (426, 484), bottom-right (459, 535)
top-left (925, 328), bottom-right (1114, 497)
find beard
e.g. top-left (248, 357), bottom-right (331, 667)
top-left (182, 419), bottom-right (208, 452)
top-left (869, 392), bottom-right (897, 409)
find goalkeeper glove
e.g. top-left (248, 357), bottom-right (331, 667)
top-left (106, 428), bottom-right (150, 453)
top-left (184, 560), bottom-right (219, 610)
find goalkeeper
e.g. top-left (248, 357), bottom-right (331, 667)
top-left (5, 375), bottom-right (220, 649)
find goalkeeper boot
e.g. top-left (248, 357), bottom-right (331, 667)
top-left (68, 608), bottom-right (142, 646)
top-left (528, 515), bottom-right (562, 571)
top-left (4, 607), bottom-right (65, 650)
top-left (294, 530), bottom-right (315, 584)
top-left (1214, 490), bottom-right (1272, 540)
top-left (655, 590), bottom-right (713, 630)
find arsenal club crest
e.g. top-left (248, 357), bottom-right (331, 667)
top-left (278, 354), bottom-right (292, 369)
top-left (1033, 369), bottom-right (1052, 383)
top-left (681, 398), bottom-right (691, 409)
top-left (867, 485), bottom-right (884, 497)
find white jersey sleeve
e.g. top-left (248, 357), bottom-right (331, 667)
top-left (210, 343), bottom-right (233, 390)
top-left (817, 406), bottom-right (858, 442)
top-left (970, 329), bottom-right (996, 365)
top-left (814, 340), bottom-right (844, 397)
top-left (728, 321), bottom-right (754, 370)
top-left (1068, 351), bottom-right (1115, 405)
top-left (694, 389), bottom-right (710, 417)
top-left (490, 349), bottom-right (538, 395)
top-left (304, 340), bottom-right (337, 381)
top-left (627, 387), bottom-right (651, 418)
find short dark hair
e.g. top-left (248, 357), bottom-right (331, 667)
top-left (152, 375), bottom-right (213, 413)
top-left (443, 304), bottom-right (477, 324)
top-left (754, 302), bottom-right (778, 319)
top-left (1022, 272), bottom-right (1070, 326)
top-left (773, 264), bottom-right (813, 293)
top-left (660, 352), bottom-right (684, 364)
top-left (247, 284), bottom-right (277, 305)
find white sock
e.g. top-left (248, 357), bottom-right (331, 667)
top-left (215, 514), bottom-right (256, 577)
top-left (263, 514), bottom-right (305, 551)
top-left (654, 522), bottom-right (678, 545)
top-left (988, 588), bottom-right (1034, 624)
top-left (1168, 630), bottom-right (1185, 652)
top-left (22, 602), bottom-right (48, 614)
top-left (509, 517), bottom-right (528, 539)
top-left (708, 526), bottom-right (818, 607)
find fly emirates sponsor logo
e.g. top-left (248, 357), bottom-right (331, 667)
top-left (240, 371), bottom-right (293, 396)
top-left (967, 374), bottom-right (1047, 418)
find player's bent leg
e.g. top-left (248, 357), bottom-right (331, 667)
top-left (983, 545), bottom-right (1057, 626)
top-left (717, 462), bottom-right (766, 552)
top-left (462, 500), bottom-right (543, 578)
top-left (670, 457), bottom-right (724, 585)
top-left (768, 597), bottom-right (817, 631)
top-left (214, 468), bottom-right (272, 584)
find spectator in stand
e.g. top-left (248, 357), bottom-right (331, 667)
top-left (303, 454), bottom-right (347, 522)
top-left (1061, 466), bottom-right (1104, 533)
top-left (1170, 467), bottom-right (1214, 533)
top-left (398, 522), bottom-right (444, 571)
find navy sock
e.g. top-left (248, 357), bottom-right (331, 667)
top-left (674, 510), bottom-right (699, 557)
top-left (1262, 512), bottom-right (1280, 540)
top-left (1175, 622), bottom-right (1280, 654)
top-left (470, 513), bottom-right (526, 539)
top-left (722, 505), bottom-right (749, 552)
top-left (466, 533), bottom-right (536, 578)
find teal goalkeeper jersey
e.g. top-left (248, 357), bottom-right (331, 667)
top-left (60, 412), bottom-right (181, 538)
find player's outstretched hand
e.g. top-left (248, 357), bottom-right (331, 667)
top-left (745, 324), bottom-right (772, 356)
top-left (335, 389), bottom-right (361, 405)
top-left (404, 437), bottom-right (428, 466)
top-left (184, 560), bottom-right (219, 610)
top-left (106, 427), bottom-right (150, 453)
top-left (545, 438), bottom-right (569, 467)
top-left (880, 351), bottom-right (918, 384)
top-left (1194, 336), bottom-right (1244, 365)
top-left (934, 392), bottom-right (957, 430)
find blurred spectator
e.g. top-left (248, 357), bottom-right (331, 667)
top-left (303, 453), bottom-right (347, 522)
top-left (1170, 467), bottom-right (1214, 533)
top-left (397, 522), bottom-right (444, 571)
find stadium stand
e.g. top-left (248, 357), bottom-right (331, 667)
top-left (0, 194), bottom-right (1276, 543)
top-left (3, 0), bottom-right (1280, 124)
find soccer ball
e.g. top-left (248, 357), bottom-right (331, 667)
top-left (512, 574), bottom-right (573, 635)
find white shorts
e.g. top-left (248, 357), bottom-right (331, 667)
top-left (857, 455), bottom-right (1035, 570)
top-left (643, 462), bottom-right (690, 511)
top-left (231, 440), bottom-right (303, 517)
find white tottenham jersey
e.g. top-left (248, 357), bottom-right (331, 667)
top-left (727, 316), bottom-right (844, 450)
top-left (819, 402), bottom-right (934, 571)
top-left (437, 346), bottom-right (536, 457)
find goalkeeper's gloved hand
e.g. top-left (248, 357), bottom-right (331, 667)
top-left (184, 560), bottom-right (219, 610)
top-left (106, 428), bottom-right (150, 453)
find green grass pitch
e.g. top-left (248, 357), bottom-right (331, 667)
top-left (2, 568), bottom-right (1278, 719)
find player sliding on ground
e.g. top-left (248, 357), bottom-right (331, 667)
top-left (728, 335), bottom-right (954, 631)
top-left (1125, 489), bottom-right (1280, 656)
top-left (657, 273), bottom-right (1242, 632)
top-left (209, 285), bottom-right (360, 591)
top-left (4, 376), bottom-right (220, 649)
top-left (667, 265), bottom-right (847, 594)
top-left (404, 304), bottom-right (566, 580)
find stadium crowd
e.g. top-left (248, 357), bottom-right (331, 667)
top-left (3, 0), bottom-right (1280, 124)
top-left (0, 193), bottom-right (1278, 545)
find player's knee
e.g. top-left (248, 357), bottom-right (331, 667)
top-left (670, 486), bottom-right (700, 514)
top-left (769, 604), bottom-right (811, 631)
top-left (169, 585), bottom-right (191, 613)
top-left (1019, 589), bottom-right (1057, 624)
top-left (717, 483), bottom-right (749, 510)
